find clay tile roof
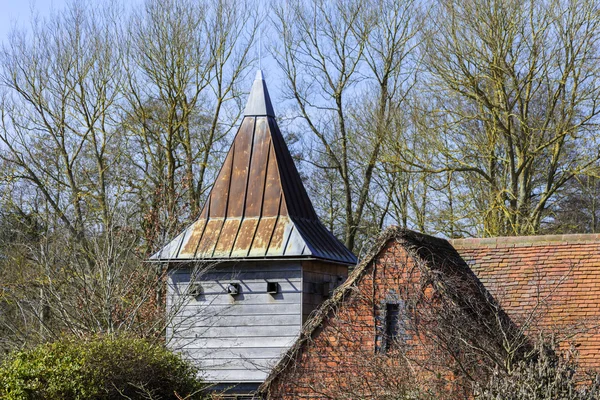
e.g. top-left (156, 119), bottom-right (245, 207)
top-left (451, 234), bottom-right (600, 369)
top-left (151, 71), bottom-right (356, 265)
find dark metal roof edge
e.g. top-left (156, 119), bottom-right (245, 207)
top-left (145, 255), bottom-right (355, 267)
top-left (290, 217), bottom-right (357, 264)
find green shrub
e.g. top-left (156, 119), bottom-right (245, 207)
top-left (0, 335), bottom-right (204, 400)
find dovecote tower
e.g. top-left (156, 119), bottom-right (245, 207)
top-left (152, 71), bottom-right (356, 395)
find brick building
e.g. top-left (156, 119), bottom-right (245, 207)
top-left (258, 228), bottom-right (600, 399)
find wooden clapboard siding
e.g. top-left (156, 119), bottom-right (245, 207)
top-left (194, 358), bottom-right (279, 370)
top-left (301, 260), bottom-right (349, 322)
top-left (173, 325), bottom-right (300, 338)
top-left (173, 303), bottom-right (301, 317)
top-left (192, 358), bottom-right (279, 381)
top-left (185, 347), bottom-right (288, 359)
top-left (167, 261), bottom-right (303, 383)
top-left (201, 369), bottom-right (270, 383)
top-left (168, 336), bottom-right (297, 350)
top-left (171, 261), bottom-right (302, 277)
top-left (174, 314), bottom-right (300, 327)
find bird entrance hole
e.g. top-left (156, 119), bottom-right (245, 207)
top-left (227, 283), bottom-right (240, 296)
top-left (267, 281), bottom-right (279, 294)
top-left (188, 283), bottom-right (202, 298)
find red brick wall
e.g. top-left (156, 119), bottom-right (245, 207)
top-left (265, 241), bottom-right (472, 399)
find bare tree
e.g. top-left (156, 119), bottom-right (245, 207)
top-left (392, 0), bottom-right (600, 237)
top-left (271, 0), bottom-right (421, 251)
top-left (542, 171), bottom-right (600, 233)
top-left (122, 0), bottom-right (259, 252)
top-left (475, 337), bottom-right (600, 400)
top-left (0, 0), bottom-right (256, 351)
top-left (0, 2), bottom-right (125, 249)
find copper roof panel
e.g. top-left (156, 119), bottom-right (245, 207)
top-left (231, 218), bottom-right (260, 257)
top-left (227, 118), bottom-right (254, 218)
top-left (208, 149), bottom-right (233, 218)
top-left (214, 218), bottom-right (241, 257)
top-left (268, 117), bottom-right (315, 219)
top-left (196, 219), bottom-right (223, 258)
top-left (248, 217), bottom-right (278, 257)
top-left (179, 219), bottom-right (206, 258)
top-left (151, 71), bottom-right (356, 266)
top-left (262, 145), bottom-right (283, 217)
top-left (267, 216), bottom-right (289, 254)
top-left (245, 117), bottom-right (270, 217)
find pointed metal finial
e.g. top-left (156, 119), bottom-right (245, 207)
top-left (244, 70), bottom-right (275, 117)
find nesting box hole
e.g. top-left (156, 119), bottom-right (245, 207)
top-left (188, 283), bottom-right (202, 298)
top-left (267, 281), bottom-right (279, 294)
top-left (227, 283), bottom-right (240, 296)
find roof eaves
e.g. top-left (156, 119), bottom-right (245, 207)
top-left (451, 233), bottom-right (600, 249)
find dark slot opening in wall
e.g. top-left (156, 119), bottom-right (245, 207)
top-left (385, 303), bottom-right (400, 350)
top-left (321, 282), bottom-right (332, 298)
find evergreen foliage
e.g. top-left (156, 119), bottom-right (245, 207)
top-left (0, 336), bottom-right (204, 400)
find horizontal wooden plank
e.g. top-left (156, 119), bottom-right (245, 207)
top-left (168, 336), bottom-right (298, 350)
top-left (199, 268), bottom-right (301, 278)
top-left (170, 291), bottom-right (302, 306)
top-left (173, 313), bottom-right (300, 328)
top-left (194, 358), bottom-right (278, 371)
top-left (200, 368), bottom-right (268, 382)
top-left (214, 260), bottom-right (301, 270)
top-left (181, 346), bottom-right (288, 360)
top-left (171, 303), bottom-right (301, 317)
top-left (170, 263), bottom-right (301, 279)
top-left (171, 325), bottom-right (301, 339)
top-left (171, 271), bottom-right (302, 281)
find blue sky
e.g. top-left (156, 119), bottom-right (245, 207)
top-left (0, 0), bottom-right (279, 76)
top-left (0, 0), bottom-right (68, 41)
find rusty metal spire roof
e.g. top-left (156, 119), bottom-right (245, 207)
top-left (151, 71), bottom-right (357, 265)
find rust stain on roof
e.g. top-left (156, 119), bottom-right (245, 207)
top-left (214, 219), bottom-right (241, 256)
top-left (152, 71), bottom-right (356, 265)
top-left (179, 219), bottom-right (206, 258)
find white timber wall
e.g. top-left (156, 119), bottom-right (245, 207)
top-left (166, 261), bottom-right (302, 383)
